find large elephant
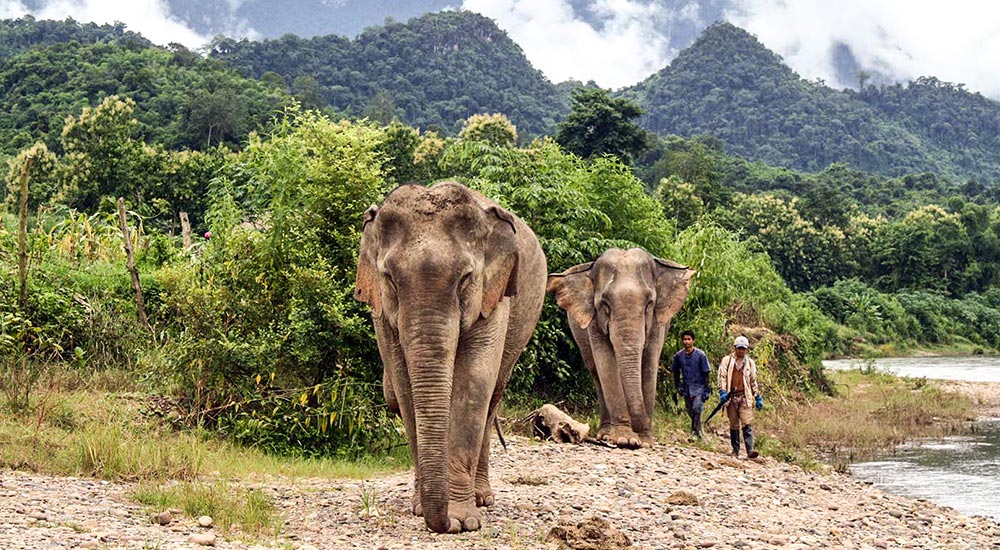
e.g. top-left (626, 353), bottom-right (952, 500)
top-left (547, 248), bottom-right (695, 448)
top-left (354, 181), bottom-right (546, 533)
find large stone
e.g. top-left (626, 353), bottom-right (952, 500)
top-left (666, 491), bottom-right (700, 506)
top-left (546, 517), bottom-right (632, 549)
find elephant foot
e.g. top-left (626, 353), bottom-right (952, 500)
top-left (446, 498), bottom-right (483, 533)
top-left (596, 424), bottom-right (613, 440)
top-left (412, 493), bottom-right (422, 516)
top-left (474, 480), bottom-right (494, 508)
top-left (638, 432), bottom-right (655, 448)
top-left (600, 425), bottom-right (643, 449)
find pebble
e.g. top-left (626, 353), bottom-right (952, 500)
top-left (189, 532), bottom-right (217, 546)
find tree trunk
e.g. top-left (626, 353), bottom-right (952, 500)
top-left (179, 211), bottom-right (192, 249)
top-left (17, 154), bottom-right (33, 313)
top-left (118, 197), bottom-right (150, 329)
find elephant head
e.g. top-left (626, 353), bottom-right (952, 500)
top-left (547, 248), bottom-right (694, 447)
top-left (354, 182), bottom-right (528, 533)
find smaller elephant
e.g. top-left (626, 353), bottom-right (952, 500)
top-left (547, 248), bottom-right (695, 448)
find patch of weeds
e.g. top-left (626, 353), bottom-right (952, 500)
top-left (358, 481), bottom-right (395, 528)
top-left (58, 521), bottom-right (88, 533)
top-left (133, 480), bottom-right (281, 538)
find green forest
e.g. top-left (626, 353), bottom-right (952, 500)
top-left (3, 14), bottom-right (1000, 459)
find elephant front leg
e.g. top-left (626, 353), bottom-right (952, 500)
top-left (569, 320), bottom-right (612, 437)
top-left (446, 303), bottom-right (510, 531)
top-left (636, 325), bottom-right (667, 447)
top-left (587, 325), bottom-right (643, 449)
top-left (374, 320), bottom-right (423, 516)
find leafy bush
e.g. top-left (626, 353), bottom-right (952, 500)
top-left (152, 108), bottom-right (398, 457)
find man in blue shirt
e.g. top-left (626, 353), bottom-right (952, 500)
top-left (671, 330), bottom-right (711, 441)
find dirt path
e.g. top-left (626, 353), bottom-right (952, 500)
top-left (3, 381), bottom-right (1000, 549)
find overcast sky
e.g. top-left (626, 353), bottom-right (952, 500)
top-left (4, 0), bottom-right (1000, 98)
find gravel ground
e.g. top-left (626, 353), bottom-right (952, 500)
top-left (4, 386), bottom-right (1000, 549)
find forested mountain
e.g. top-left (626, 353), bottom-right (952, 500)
top-left (623, 22), bottom-right (1000, 183)
top-left (0, 16), bottom-right (152, 57)
top-left (208, 11), bottom-right (569, 137)
top-left (0, 20), bottom-right (289, 155)
top-left (4, 14), bottom-right (1000, 184)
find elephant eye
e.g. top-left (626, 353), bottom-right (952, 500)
top-left (459, 271), bottom-right (473, 291)
top-left (383, 271), bottom-right (397, 291)
top-left (600, 301), bottom-right (611, 316)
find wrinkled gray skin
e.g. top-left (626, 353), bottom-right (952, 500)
top-left (547, 248), bottom-right (694, 449)
top-left (354, 182), bottom-right (546, 533)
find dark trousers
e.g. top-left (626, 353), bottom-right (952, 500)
top-left (684, 394), bottom-right (705, 435)
top-left (730, 425), bottom-right (755, 455)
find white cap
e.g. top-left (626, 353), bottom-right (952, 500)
top-left (734, 336), bottom-right (749, 348)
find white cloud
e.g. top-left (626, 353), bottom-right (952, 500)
top-left (0, 0), bottom-right (28, 19)
top-left (9, 0), bottom-right (212, 48)
top-left (727, 0), bottom-right (1000, 97)
top-left (463, 0), bottom-right (1000, 98)
top-left (461, 0), bottom-right (672, 89)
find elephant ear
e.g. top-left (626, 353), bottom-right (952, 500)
top-left (653, 257), bottom-right (695, 326)
top-left (546, 262), bottom-right (596, 329)
top-left (354, 205), bottom-right (382, 318)
top-left (481, 205), bottom-right (519, 318)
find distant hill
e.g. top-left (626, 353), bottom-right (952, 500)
top-left (0, 18), bottom-right (288, 155)
top-left (0, 16), bottom-right (152, 57)
top-left (209, 10), bottom-right (569, 137)
top-left (622, 22), bottom-right (1000, 183)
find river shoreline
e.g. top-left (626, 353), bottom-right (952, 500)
top-left (4, 380), bottom-right (1000, 549)
top-left (1, 370), bottom-right (998, 548)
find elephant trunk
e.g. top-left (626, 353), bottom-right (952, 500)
top-left (400, 304), bottom-right (459, 534)
top-left (613, 324), bottom-right (649, 434)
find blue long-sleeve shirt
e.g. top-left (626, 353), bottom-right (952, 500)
top-left (671, 347), bottom-right (711, 397)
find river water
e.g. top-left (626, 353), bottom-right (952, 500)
top-left (821, 356), bottom-right (1000, 521)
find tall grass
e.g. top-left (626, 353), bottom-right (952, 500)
top-left (133, 480), bottom-right (281, 537)
top-left (0, 387), bottom-right (409, 481)
top-left (761, 369), bottom-right (974, 469)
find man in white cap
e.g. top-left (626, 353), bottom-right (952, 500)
top-left (717, 335), bottom-right (763, 458)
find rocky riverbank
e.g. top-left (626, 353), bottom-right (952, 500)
top-left (3, 425), bottom-right (1000, 550)
top-left (936, 380), bottom-right (1000, 418)
top-left (3, 379), bottom-right (999, 549)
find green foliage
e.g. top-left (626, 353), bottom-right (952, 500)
top-left (0, 30), bottom-right (290, 155)
top-left (555, 87), bottom-right (650, 163)
top-left (153, 109), bottom-right (399, 457)
top-left (712, 193), bottom-right (851, 291)
top-left (459, 113), bottom-right (518, 148)
top-left (0, 16), bottom-right (151, 57)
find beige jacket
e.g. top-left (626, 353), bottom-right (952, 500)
top-left (717, 354), bottom-right (760, 399)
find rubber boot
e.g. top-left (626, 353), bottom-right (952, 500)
top-left (743, 425), bottom-right (759, 459)
top-left (729, 429), bottom-right (740, 457)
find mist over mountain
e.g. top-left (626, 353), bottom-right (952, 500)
top-left (165, 0), bottom-right (455, 40)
